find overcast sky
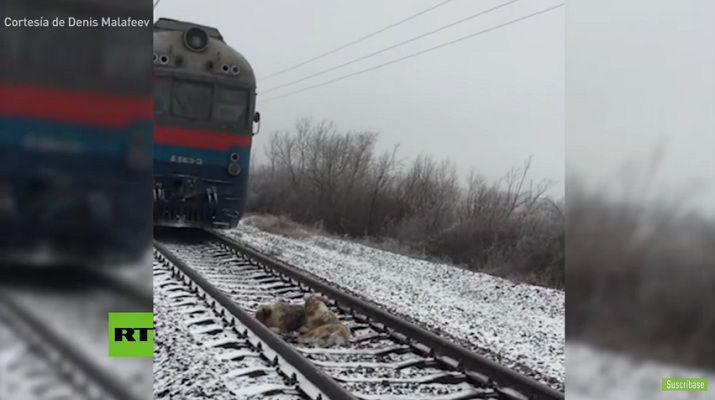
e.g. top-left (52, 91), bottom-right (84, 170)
top-left (568, 0), bottom-right (714, 215)
top-left (156, 0), bottom-right (565, 198)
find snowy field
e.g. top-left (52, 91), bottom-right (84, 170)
top-left (153, 260), bottom-right (304, 400)
top-left (4, 284), bottom-right (152, 399)
top-left (153, 267), bottom-right (243, 400)
top-left (567, 343), bottom-right (714, 399)
top-left (225, 222), bottom-right (565, 389)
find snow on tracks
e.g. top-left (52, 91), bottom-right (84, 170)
top-left (226, 223), bottom-right (565, 388)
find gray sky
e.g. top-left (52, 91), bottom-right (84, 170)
top-left (568, 0), bottom-right (714, 215)
top-left (156, 0), bottom-right (565, 198)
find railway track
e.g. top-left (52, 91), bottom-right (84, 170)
top-left (153, 252), bottom-right (349, 399)
top-left (154, 229), bottom-right (564, 400)
top-left (0, 270), bottom-right (151, 400)
top-left (0, 316), bottom-right (86, 400)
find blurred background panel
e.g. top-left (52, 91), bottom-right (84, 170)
top-left (0, 0), bottom-right (152, 266)
top-left (0, 1), bottom-right (153, 399)
top-left (566, 0), bottom-right (714, 398)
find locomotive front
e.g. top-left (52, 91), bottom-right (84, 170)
top-left (0, 0), bottom-right (153, 266)
top-left (153, 19), bottom-right (258, 228)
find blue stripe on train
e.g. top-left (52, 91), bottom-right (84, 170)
top-left (153, 143), bottom-right (251, 175)
top-left (0, 116), bottom-right (151, 178)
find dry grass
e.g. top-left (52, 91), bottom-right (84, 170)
top-left (242, 214), bottom-right (316, 240)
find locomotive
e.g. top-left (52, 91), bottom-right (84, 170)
top-left (0, 0), bottom-right (153, 265)
top-left (153, 18), bottom-right (259, 229)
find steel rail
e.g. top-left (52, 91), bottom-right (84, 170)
top-left (208, 230), bottom-right (564, 400)
top-left (0, 292), bottom-right (143, 400)
top-left (154, 241), bottom-right (357, 400)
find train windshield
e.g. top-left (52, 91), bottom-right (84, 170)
top-left (171, 80), bottom-right (213, 120)
top-left (214, 86), bottom-right (249, 125)
top-left (153, 78), bottom-right (250, 130)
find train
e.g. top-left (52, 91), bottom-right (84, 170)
top-left (153, 18), bottom-right (259, 229)
top-left (0, 0), bottom-right (153, 266)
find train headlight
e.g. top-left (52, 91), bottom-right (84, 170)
top-left (184, 27), bottom-right (209, 52)
top-left (227, 161), bottom-right (241, 176)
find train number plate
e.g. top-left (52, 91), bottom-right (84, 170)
top-left (170, 155), bottom-right (203, 165)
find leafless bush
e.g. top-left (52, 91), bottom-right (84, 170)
top-left (247, 119), bottom-right (564, 287)
top-left (390, 156), bottom-right (460, 241)
top-left (249, 119), bottom-right (401, 235)
top-left (427, 158), bottom-right (563, 287)
top-left (567, 178), bottom-right (715, 368)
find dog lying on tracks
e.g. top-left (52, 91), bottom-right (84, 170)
top-left (304, 295), bottom-right (339, 330)
top-left (300, 295), bottom-right (350, 346)
top-left (297, 323), bottom-right (350, 347)
top-left (254, 301), bottom-right (306, 334)
top-left (255, 295), bottom-right (350, 346)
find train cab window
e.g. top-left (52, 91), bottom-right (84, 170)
top-left (171, 80), bottom-right (213, 120)
top-left (214, 86), bottom-right (249, 125)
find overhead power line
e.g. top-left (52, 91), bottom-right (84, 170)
top-left (259, 0), bottom-right (458, 81)
top-left (262, 0), bottom-right (523, 94)
top-left (261, 3), bottom-right (565, 103)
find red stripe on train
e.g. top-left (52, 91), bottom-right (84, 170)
top-left (0, 83), bottom-right (152, 129)
top-left (154, 125), bottom-right (252, 151)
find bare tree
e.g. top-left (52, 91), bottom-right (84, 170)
top-left (250, 119), bottom-right (564, 287)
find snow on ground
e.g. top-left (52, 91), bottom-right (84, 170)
top-left (153, 269), bottom-right (239, 400)
top-left (0, 321), bottom-right (89, 400)
top-left (153, 261), bottom-right (302, 400)
top-left (6, 285), bottom-right (153, 399)
top-left (226, 222), bottom-right (565, 389)
top-left (568, 343), bottom-right (714, 399)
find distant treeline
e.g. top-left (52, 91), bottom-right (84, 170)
top-left (567, 181), bottom-right (714, 368)
top-left (247, 118), bottom-right (564, 288)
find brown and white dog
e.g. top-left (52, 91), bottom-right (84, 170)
top-left (299, 295), bottom-right (350, 346)
top-left (304, 295), bottom-right (338, 330)
top-left (298, 323), bottom-right (350, 347)
top-left (254, 301), bottom-right (306, 334)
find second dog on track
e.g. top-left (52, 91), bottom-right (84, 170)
top-left (303, 295), bottom-right (339, 330)
top-left (300, 295), bottom-right (350, 347)
top-left (298, 323), bottom-right (350, 347)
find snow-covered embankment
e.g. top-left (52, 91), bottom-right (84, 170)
top-left (226, 222), bottom-right (565, 388)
